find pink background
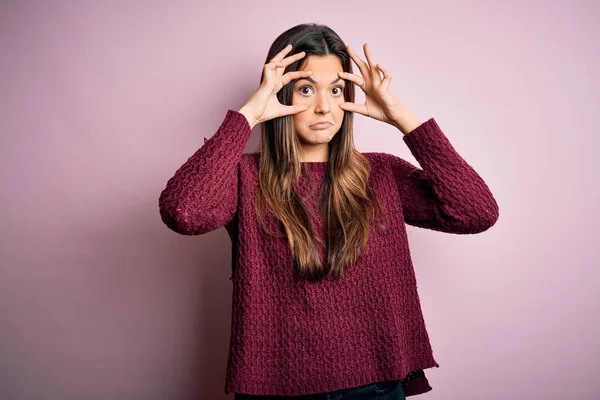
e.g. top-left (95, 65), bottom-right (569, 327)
top-left (1, 1), bottom-right (598, 399)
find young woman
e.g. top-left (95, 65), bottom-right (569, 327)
top-left (159, 23), bottom-right (499, 399)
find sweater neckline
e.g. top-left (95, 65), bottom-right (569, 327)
top-left (252, 153), bottom-right (328, 172)
top-left (301, 161), bottom-right (328, 172)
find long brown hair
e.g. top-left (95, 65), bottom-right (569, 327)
top-left (255, 23), bottom-right (387, 281)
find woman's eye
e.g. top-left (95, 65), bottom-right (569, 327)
top-left (299, 86), bottom-right (344, 96)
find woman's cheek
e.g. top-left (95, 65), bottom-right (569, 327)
top-left (294, 94), bottom-right (309, 105)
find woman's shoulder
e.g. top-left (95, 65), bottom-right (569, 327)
top-left (241, 152), bottom-right (260, 169)
top-left (362, 151), bottom-right (402, 169)
top-left (363, 151), bottom-right (416, 172)
top-left (237, 152), bottom-right (261, 178)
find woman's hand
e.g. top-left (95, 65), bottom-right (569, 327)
top-left (338, 43), bottom-right (422, 135)
top-left (239, 44), bottom-right (313, 128)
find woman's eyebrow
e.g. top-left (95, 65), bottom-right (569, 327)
top-left (297, 76), bottom-right (344, 85)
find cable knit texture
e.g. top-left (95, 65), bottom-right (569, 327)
top-left (158, 109), bottom-right (500, 397)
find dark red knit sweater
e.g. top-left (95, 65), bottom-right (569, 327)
top-left (158, 109), bottom-right (499, 397)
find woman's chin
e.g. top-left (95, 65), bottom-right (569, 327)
top-left (300, 135), bottom-right (334, 145)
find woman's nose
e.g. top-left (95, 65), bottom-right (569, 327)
top-left (314, 93), bottom-right (330, 114)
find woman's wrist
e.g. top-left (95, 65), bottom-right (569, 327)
top-left (238, 106), bottom-right (258, 129)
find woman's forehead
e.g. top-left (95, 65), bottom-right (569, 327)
top-left (299, 54), bottom-right (343, 71)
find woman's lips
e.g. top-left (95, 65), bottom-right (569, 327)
top-left (310, 122), bottom-right (332, 130)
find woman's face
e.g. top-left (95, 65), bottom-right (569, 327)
top-left (292, 55), bottom-right (346, 149)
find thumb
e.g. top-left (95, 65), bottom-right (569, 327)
top-left (339, 102), bottom-right (356, 112)
top-left (289, 104), bottom-right (308, 114)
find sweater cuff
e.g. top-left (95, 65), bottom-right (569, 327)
top-left (223, 109), bottom-right (252, 132)
top-left (403, 117), bottom-right (439, 139)
top-left (401, 117), bottom-right (454, 157)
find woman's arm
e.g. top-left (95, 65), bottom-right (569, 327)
top-left (389, 118), bottom-right (499, 234)
top-left (158, 109), bottom-right (252, 235)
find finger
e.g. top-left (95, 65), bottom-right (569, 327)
top-left (363, 43), bottom-right (377, 72)
top-left (364, 44), bottom-right (383, 83)
top-left (271, 44), bottom-right (293, 63)
top-left (284, 104), bottom-right (309, 114)
top-left (275, 51), bottom-right (306, 69)
top-left (377, 64), bottom-right (392, 91)
top-left (346, 45), bottom-right (370, 82)
top-left (281, 70), bottom-right (313, 86)
top-left (339, 102), bottom-right (367, 115)
top-left (373, 63), bottom-right (384, 83)
top-left (338, 71), bottom-right (364, 88)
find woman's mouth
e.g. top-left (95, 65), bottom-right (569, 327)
top-left (310, 122), bottom-right (332, 130)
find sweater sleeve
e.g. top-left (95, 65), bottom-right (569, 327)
top-left (388, 117), bottom-right (499, 234)
top-left (158, 109), bottom-right (252, 235)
